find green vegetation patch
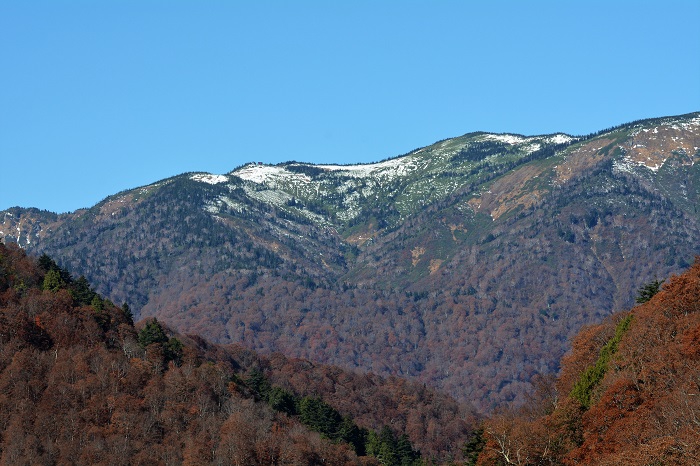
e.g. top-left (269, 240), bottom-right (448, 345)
top-left (570, 314), bottom-right (633, 408)
top-left (246, 368), bottom-right (421, 465)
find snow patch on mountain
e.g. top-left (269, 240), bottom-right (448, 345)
top-left (612, 158), bottom-right (640, 174)
top-left (664, 115), bottom-right (700, 132)
top-left (483, 134), bottom-right (530, 145)
top-left (336, 192), bottom-right (362, 221)
top-left (243, 185), bottom-right (293, 206)
top-left (629, 115), bottom-right (700, 137)
top-left (240, 184), bottom-right (331, 225)
top-left (525, 143), bottom-right (542, 154)
top-left (190, 173), bottom-right (229, 185)
top-left (233, 165), bottom-right (311, 186)
top-left (205, 196), bottom-right (247, 214)
top-left (613, 155), bottom-right (663, 174)
top-left (483, 133), bottom-right (574, 147)
top-left (546, 134), bottom-right (575, 144)
top-left (316, 155), bottom-right (420, 180)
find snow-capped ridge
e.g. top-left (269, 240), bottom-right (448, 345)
top-left (482, 134), bottom-right (530, 145)
top-left (315, 156), bottom-right (420, 179)
top-left (481, 132), bottom-right (575, 146)
top-left (232, 164), bottom-right (312, 185)
top-left (546, 134), bottom-right (575, 144)
top-left (232, 156), bottom-right (421, 184)
top-left (190, 173), bottom-right (229, 185)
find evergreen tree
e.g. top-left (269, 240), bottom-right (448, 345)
top-left (121, 303), bottom-right (134, 325)
top-left (164, 337), bottom-right (183, 366)
top-left (42, 269), bottom-right (65, 292)
top-left (377, 426), bottom-right (399, 466)
top-left (298, 396), bottom-right (343, 439)
top-left (462, 427), bottom-right (485, 466)
top-left (338, 416), bottom-right (367, 456)
top-left (366, 430), bottom-right (381, 457)
top-left (38, 254), bottom-right (72, 284)
top-left (137, 319), bottom-right (183, 365)
top-left (137, 318), bottom-right (168, 348)
top-left (268, 386), bottom-right (297, 415)
top-left (72, 275), bottom-right (96, 305)
top-left (90, 295), bottom-right (104, 312)
top-left (635, 279), bottom-right (663, 303)
top-left (396, 434), bottom-right (417, 465)
top-left (247, 368), bottom-right (271, 401)
top-left (38, 253), bottom-right (55, 272)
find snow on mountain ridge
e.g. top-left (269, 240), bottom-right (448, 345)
top-left (620, 115), bottom-right (700, 173)
top-left (230, 130), bottom-right (580, 191)
top-left (231, 154), bottom-right (426, 188)
top-left (483, 134), bottom-right (531, 145)
top-left (546, 134), bottom-right (575, 144)
top-left (190, 173), bottom-right (229, 185)
top-left (317, 156), bottom-right (428, 183)
top-left (483, 133), bottom-right (574, 146)
top-left (233, 165), bottom-right (312, 185)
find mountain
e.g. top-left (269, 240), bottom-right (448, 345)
top-left (478, 258), bottom-right (700, 465)
top-left (0, 242), bottom-right (477, 464)
top-left (2, 112), bottom-right (699, 412)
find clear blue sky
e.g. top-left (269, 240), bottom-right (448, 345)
top-left (2, 1), bottom-right (699, 213)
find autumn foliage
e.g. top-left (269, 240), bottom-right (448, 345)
top-left (478, 258), bottom-right (700, 465)
top-left (0, 243), bottom-right (477, 465)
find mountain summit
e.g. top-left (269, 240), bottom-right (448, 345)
top-left (2, 112), bottom-right (699, 411)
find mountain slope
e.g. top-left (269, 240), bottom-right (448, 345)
top-left (479, 258), bottom-right (700, 465)
top-left (0, 243), bottom-right (476, 464)
top-left (2, 112), bottom-right (699, 411)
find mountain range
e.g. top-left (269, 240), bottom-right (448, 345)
top-left (2, 112), bottom-right (699, 412)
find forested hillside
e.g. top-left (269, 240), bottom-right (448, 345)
top-left (478, 258), bottom-right (700, 465)
top-left (2, 112), bottom-right (699, 411)
top-left (0, 243), bottom-right (479, 465)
